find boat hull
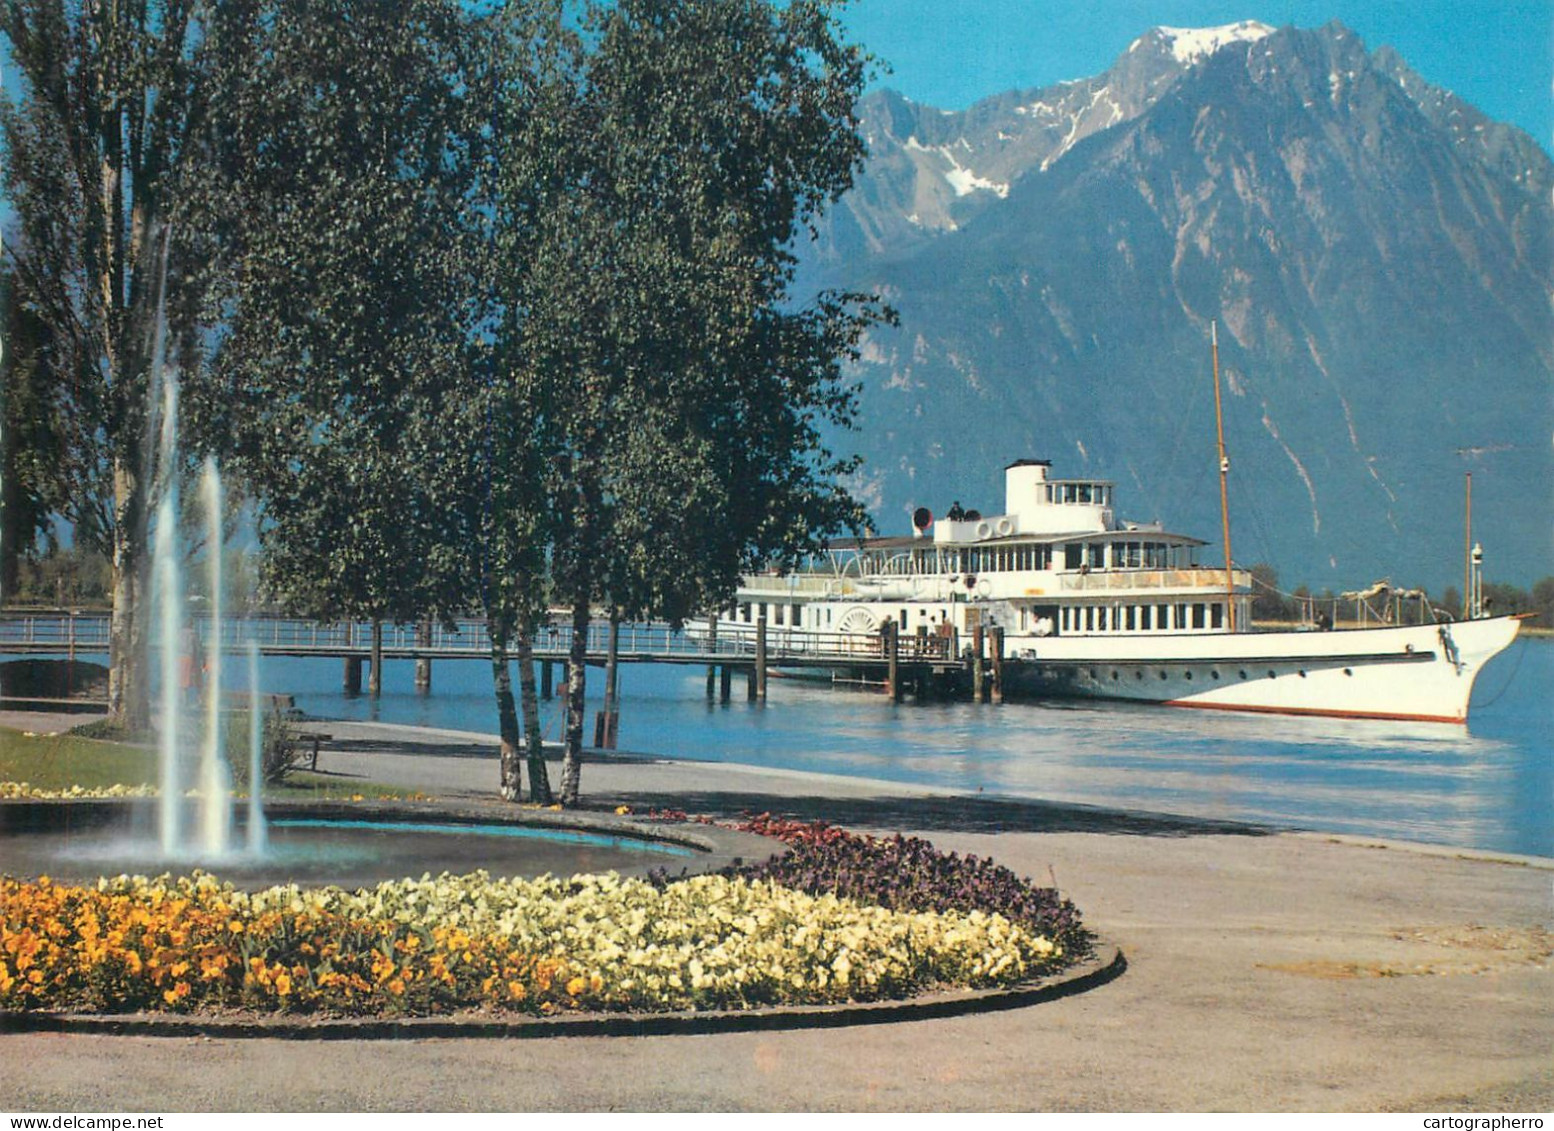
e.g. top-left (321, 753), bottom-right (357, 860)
top-left (998, 616), bottom-right (1521, 723)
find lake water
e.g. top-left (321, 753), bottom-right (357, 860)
top-left (245, 634), bottom-right (1551, 859)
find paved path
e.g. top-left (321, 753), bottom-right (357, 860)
top-left (3, 719), bottom-right (1550, 1111)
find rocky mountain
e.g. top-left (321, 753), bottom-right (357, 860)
top-left (808, 20), bottom-right (1552, 594)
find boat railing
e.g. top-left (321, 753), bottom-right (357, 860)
top-left (1057, 567), bottom-right (1250, 593)
top-left (736, 573), bottom-right (855, 598)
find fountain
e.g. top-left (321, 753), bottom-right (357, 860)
top-left (148, 369), bottom-right (264, 861)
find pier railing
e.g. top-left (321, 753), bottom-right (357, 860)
top-left (0, 613), bottom-right (953, 665)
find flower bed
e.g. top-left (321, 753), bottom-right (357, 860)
top-left (1, 782), bottom-right (156, 800)
top-left (722, 816), bottom-right (1090, 957)
top-left (0, 868), bottom-right (1065, 1018)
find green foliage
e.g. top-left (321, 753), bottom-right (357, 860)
top-left (6, 545), bottom-right (113, 608)
top-left (193, 0), bottom-right (488, 628)
top-left (0, 264), bottom-right (76, 592)
top-left (1248, 563), bottom-right (1293, 622)
top-left (483, 0), bottom-right (890, 802)
top-left (496, 0), bottom-right (888, 623)
top-left (1, 0), bottom-right (214, 724)
top-left (1480, 580), bottom-right (1553, 627)
top-left (223, 707), bottom-right (303, 787)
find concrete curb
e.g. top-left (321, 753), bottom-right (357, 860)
top-left (0, 945), bottom-right (1125, 1041)
top-left (1286, 831), bottom-right (1554, 870)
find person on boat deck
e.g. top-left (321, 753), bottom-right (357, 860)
top-left (947, 500), bottom-right (966, 521)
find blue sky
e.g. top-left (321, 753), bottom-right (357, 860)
top-left (840, 1), bottom-right (1552, 151)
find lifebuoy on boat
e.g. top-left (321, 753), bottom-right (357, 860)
top-left (995, 517), bottom-right (1013, 537)
top-left (975, 521), bottom-right (992, 539)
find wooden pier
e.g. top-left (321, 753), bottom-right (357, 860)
top-left (0, 610), bottom-right (991, 704)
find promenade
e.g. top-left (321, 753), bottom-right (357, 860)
top-left (2, 718), bottom-right (1550, 1112)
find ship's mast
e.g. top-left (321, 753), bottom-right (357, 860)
top-left (1211, 322), bottom-right (1237, 631)
top-left (1463, 471), bottom-right (1473, 620)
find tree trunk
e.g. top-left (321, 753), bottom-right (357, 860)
top-left (489, 616), bottom-right (523, 803)
top-left (516, 623), bottom-right (553, 805)
top-left (559, 597), bottom-right (590, 807)
top-left (107, 459), bottom-right (148, 730)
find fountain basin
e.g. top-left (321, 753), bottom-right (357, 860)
top-left (0, 799), bottom-right (777, 890)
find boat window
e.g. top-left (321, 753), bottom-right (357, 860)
top-left (1087, 543), bottom-right (1105, 570)
top-left (1211, 603), bottom-right (1224, 630)
top-left (1097, 606), bottom-right (1109, 632)
top-left (739, 602), bottom-right (750, 623)
top-left (1176, 603), bottom-right (1188, 630)
top-left (1064, 543), bottom-right (1082, 570)
top-left (774, 604), bottom-right (784, 626)
top-left (1192, 604), bottom-right (1206, 629)
top-left (1112, 541), bottom-right (1141, 569)
top-left (1077, 484), bottom-right (1092, 504)
top-left (1084, 607), bottom-right (1094, 632)
top-left (899, 609), bottom-right (907, 628)
top-left (1125, 606), bottom-right (1137, 631)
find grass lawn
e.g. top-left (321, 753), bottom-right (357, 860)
top-left (0, 727), bottom-right (157, 792)
top-left (0, 726), bottom-right (423, 801)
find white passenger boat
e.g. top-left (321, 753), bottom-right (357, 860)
top-left (703, 328), bottom-right (1520, 723)
top-left (706, 455), bottom-right (1519, 723)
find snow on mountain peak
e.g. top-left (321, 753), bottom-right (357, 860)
top-left (1144, 20), bottom-right (1275, 65)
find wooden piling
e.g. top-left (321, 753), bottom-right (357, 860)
top-left (884, 620), bottom-right (901, 703)
top-left (990, 626), bottom-right (1005, 704)
top-left (368, 619), bottom-right (383, 698)
top-left (343, 656), bottom-right (363, 696)
top-left (705, 614), bottom-right (719, 699)
top-left (755, 614), bottom-right (768, 701)
top-left (414, 617), bottom-right (432, 693)
top-left (598, 612), bottom-right (621, 749)
top-left (720, 664), bottom-right (732, 703)
top-left (972, 624), bottom-right (985, 703)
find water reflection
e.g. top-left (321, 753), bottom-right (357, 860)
top-left (191, 636), bottom-right (1552, 859)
